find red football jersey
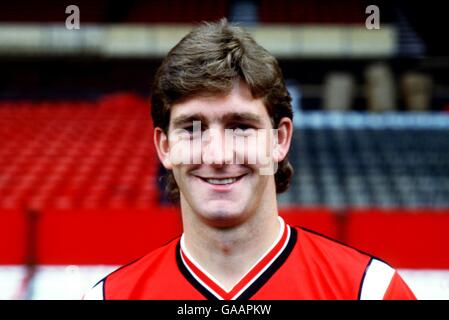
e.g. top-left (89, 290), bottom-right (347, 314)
top-left (85, 218), bottom-right (416, 300)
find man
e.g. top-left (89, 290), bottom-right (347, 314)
top-left (85, 19), bottom-right (416, 300)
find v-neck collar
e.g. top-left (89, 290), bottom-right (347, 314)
top-left (176, 217), bottom-right (297, 300)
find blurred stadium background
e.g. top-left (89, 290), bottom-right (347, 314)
top-left (1, 0), bottom-right (449, 300)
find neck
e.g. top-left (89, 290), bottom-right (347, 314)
top-left (180, 188), bottom-right (281, 291)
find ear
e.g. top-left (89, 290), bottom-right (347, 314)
top-left (154, 127), bottom-right (173, 170)
top-left (273, 117), bottom-right (293, 163)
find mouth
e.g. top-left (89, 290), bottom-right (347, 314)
top-left (195, 174), bottom-right (247, 186)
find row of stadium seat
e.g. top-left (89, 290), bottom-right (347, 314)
top-left (1, 207), bottom-right (449, 269)
top-left (127, 0), bottom-right (227, 24)
top-left (0, 93), bottom-right (160, 210)
top-left (287, 127), bottom-right (449, 208)
top-left (259, 0), bottom-right (366, 24)
top-left (0, 0), bottom-right (367, 24)
top-left (2, 93), bottom-right (449, 210)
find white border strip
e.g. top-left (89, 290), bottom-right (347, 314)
top-left (360, 259), bottom-right (395, 300)
top-left (83, 280), bottom-right (103, 300)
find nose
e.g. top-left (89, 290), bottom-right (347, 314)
top-left (202, 127), bottom-right (233, 166)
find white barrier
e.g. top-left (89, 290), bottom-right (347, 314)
top-left (1, 266), bottom-right (448, 300)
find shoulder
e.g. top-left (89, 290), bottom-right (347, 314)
top-left (84, 237), bottom-right (180, 300)
top-left (108, 237), bottom-right (180, 280)
top-left (295, 226), bottom-right (372, 267)
top-left (294, 227), bottom-right (416, 300)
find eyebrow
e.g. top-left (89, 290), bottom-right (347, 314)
top-left (171, 114), bottom-right (207, 128)
top-left (171, 112), bottom-right (264, 128)
top-left (222, 112), bottom-right (263, 124)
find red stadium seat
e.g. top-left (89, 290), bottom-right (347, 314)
top-left (0, 93), bottom-right (161, 211)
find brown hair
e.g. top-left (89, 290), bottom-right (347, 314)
top-left (151, 19), bottom-right (293, 202)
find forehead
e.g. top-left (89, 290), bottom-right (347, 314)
top-left (169, 81), bottom-right (270, 124)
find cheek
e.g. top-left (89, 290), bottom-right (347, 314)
top-left (237, 133), bottom-right (274, 168)
top-left (171, 166), bottom-right (189, 192)
top-left (253, 132), bottom-right (277, 176)
top-left (168, 138), bottom-right (201, 165)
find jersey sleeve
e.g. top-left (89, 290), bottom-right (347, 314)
top-left (360, 258), bottom-right (416, 300)
top-left (382, 272), bottom-right (417, 300)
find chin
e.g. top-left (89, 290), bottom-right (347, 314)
top-left (196, 202), bottom-right (249, 227)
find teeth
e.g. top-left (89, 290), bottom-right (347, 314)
top-left (205, 178), bottom-right (237, 185)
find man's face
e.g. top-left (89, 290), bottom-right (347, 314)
top-left (155, 81), bottom-right (290, 227)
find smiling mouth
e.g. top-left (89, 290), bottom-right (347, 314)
top-left (197, 174), bottom-right (246, 185)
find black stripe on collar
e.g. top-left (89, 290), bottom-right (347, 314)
top-left (176, 226), bottom-right (298, 300)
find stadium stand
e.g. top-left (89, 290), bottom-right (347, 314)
top-left (259, 0), bottom-right (365, 24)
top-left (126, 0), bottom-right (228, 24)
top-left (289, 113), bottom-right (449, 208)
top-left (1, 95), bottom-right (448, 269)
top-left (0, 93), bottom-right (159, 211)
top-left (0, 0), bottom-right (109, 23)
top-left (1, 0), bottom-right (448, 300)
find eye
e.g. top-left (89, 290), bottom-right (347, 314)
top-left (183, 123), bottom-right (203, 133)
top-left (231, 126), bottom-right (257, 137)
top-left (229, 123), bottom-right (254, 131)
top-left (178, 124), bottom-right (203, 141)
